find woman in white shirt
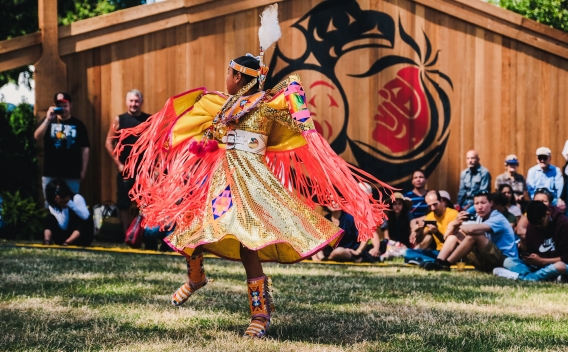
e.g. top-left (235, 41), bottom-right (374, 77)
top-left (43, 179), bottom-right (92, 246)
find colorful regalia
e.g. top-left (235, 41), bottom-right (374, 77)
top-left (115, 3), bottom-right (392, 339)
top-left (117, 74), bottom-right (391, 262)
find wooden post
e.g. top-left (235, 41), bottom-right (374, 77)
top-left (34, 0), bottom-right (67, 118)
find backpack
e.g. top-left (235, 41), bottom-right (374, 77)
top-left (92, 201), bottom-right (123, 242)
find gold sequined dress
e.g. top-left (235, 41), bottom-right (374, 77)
top-left (117, 76), bottom-right (390, 263)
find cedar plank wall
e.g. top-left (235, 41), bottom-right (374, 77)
top-left (9, 0), bottom-right (568, 205)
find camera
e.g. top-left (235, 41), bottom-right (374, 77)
top-left (466, 213), bottom-right (476, 221)
top-left (53, 107), bottom-right (64, 114)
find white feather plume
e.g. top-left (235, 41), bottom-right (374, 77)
top-left (258, 4), bottom-right (281, 51)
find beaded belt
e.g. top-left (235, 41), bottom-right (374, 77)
top-left (222, 129), bottom-right (267, 155)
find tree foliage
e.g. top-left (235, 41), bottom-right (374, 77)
top-left (1, 0), bottom-right (145, 88)
top-left (494, 0), bottom-right (568, 32)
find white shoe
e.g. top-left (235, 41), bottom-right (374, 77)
top-left (493, 267), bottom-right (519, 280)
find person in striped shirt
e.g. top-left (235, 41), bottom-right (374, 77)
top-left (404, 170), bottom-right (429, 218)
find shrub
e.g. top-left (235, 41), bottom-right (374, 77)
top-left (0, 191), bottom-right (45, 240)
top-left (493, 0), bottom-right (568, 33)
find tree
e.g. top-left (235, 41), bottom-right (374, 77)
top-left (493, 0), bottom-right (568, 33)
top-left (1, 0), bottom-right (145, 88)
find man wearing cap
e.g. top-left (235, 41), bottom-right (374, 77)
top-left (457, 150), bottom-right (492, 210)
top-left (34, 92), bottom-right (90, 202)
top-left (411, 190), bottom-right (458, 250)
top-left (495, 154), bottom-right (527, 200)
top-left (526, 147), bottom-right (564, 203)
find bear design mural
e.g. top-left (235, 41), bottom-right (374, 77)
top-left (266, 0), bottom-right (453, 189)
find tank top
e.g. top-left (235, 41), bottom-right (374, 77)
top-left (118, 112), bottom-right (151, 164)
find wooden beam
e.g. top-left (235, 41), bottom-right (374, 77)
top-left (411, 0), bottom-right (568, 59)
top-left (0, 46), bottom-right (42, 72)
top-left (34, 0), bottom-right (67, 117)
top-left (0, 33), bottom-right (41, 54)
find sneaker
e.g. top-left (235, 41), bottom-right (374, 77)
top-left (493, 267), bottom-right (519, 280)
top-left (557, 275), bottom-right (568, 283)
top-left (407, 258), bottom-right (423, 266)
top-left (423, 262), bottom-right (450, 271)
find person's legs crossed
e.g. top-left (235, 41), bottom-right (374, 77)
top-left (503, 258), bottom-right (533, 276)
top-left (516, 261), bottom-right (567, 281)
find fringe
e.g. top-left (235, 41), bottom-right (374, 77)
top-left (114, 97), bottom-right (221, 229)
top-left (265, 130), bottom-right (393, 242)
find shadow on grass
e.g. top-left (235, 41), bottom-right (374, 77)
top-left (2, 248), bottom-right (568, 351)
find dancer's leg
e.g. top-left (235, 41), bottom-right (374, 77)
top-left (240, 245), bottom-right (273, 338)
top-left (171, 245), bottom-right (208, 306)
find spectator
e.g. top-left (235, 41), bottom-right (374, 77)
top-left (383, 192), bottom-right (413, 248)
top-left (105, 89), bottom-right (152, 236)
top-left (495, 154), bottom-right (527, 200)
top-left (517, 188), bottom-right (555, 238)
top-left (497, 184), bottom-right (522, 219)
top-left (457, 150), bottom-right (491, 210)
top-left (43, 179), bottom-right (93, 246)
top-left (439, 190), bottom-right (455, 209)
top-left (492, 192), bottom-right (517, 232)
top-left (526, 147), bottom-right (564, 204)
top-left (34, 93), bottom-right (90, 203)
top-left (424, 191), bottom-right (518, 272)
top-left (411, 190), bottom-right (458, 250)
top-left (494, 201), bottom-right (567, 281)
top-left (404, 170), bottom-right (429, 218)
top-left (312, 203), bottom-right (367, 262)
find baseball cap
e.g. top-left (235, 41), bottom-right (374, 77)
top-left (392, 192), bottom-right (413, 209)
top-left (504, 154), bottom-right (519, 165)
top-left (54, 92), bottom-right (72, 104)
top-left (536, 147), bottom-right (551, 156)
top-left (358, 182), bottom-right (373, 195)
top-left (439, 190), bottom-right (452, 203)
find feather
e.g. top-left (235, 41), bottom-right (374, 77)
top-left (258, 4), bottom-right (281, 51)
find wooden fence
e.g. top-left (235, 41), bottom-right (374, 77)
top-left (1, 0), bottom-right (568, 205)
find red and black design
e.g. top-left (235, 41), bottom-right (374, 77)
top-left (266, 0), bottom-right (453, 189)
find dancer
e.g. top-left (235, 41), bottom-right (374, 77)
top-left (116, 4), bottom-right (391, 338)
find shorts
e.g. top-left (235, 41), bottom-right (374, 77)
top-left (116, 172), bottom-right (135, 210)
top-left (465, 240), bottom-right (506, 273)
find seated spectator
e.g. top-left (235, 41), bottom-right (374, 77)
top-left (404, 170), bottom-right (429, 218)
top-left (312, 203), bottom-right (367, 262)
top-left (492, 192), bottom-right (517, 232)
top-left (517, 188), bottom-right (555, 238)
top-left (494, 201), bottom-right (567, 281)
top-left (526, 147), bottom-right (564, 207)
top-left (43, 179), bottom-right (93, 246)
top-left (457, 150), bottom-right (491, 210)
top-left (495, 154), bottom-right (527, 200)
top-left (424, 191), bottom-right (518, 272)
top-left (382, 192), bottom-right (413, 248)
top-left (439, 190), bottom-right (455, 209)
top-left (411, 190), bottom-right (458, 251)
top-left (498, 184), bottom-right (522, 220)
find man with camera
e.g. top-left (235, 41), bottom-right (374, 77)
top-left (494, 201), bottom-right (568, 281)
top-left (34, 92), bottom-right (90, 204)
top-left (423, 191), bottom-right (518, 272)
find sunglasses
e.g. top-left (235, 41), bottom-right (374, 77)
top-left (535, 188), bottom-right (553, 195)
top-left (473, 190), bottom-right (490, 197)
top-left (537, 155), bottom-right (549, 160)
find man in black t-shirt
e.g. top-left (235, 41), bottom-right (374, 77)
top-left (34, 92), bottom-right (90, 205)
top-left (105, 89), bottom-right (151, 236)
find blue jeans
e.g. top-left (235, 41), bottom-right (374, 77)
top-left (503, 257), bottom-right (566, 281)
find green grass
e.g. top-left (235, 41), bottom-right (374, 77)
top-left (1, 247), bottom-right (568, 351)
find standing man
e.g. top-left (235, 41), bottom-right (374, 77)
top-left (494, 154), bottom-right (527, 199)
top-left (526, 147), bottom-right (564, 204)
top-left (457, 150), bottom-right (492, 210)
top-left (34, 92), bottom-right (90, 202)
top-left (105, 89), bottom-right (152, 235)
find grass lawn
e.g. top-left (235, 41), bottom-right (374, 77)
top-left (1, 247), bottom-right (568, 351)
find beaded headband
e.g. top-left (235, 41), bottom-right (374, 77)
top-left (229, 60), bottom-right (259, 78)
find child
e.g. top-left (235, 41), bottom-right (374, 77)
top-left (116, 4), bottom-right (391, 338)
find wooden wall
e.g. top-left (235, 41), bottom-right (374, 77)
top-left (24, 0), bottom-right (568, 204)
